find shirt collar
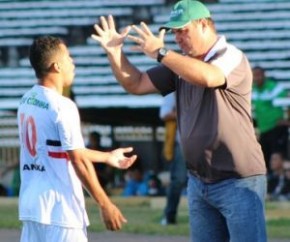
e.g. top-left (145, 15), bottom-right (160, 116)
top-left (204, 35), bottom-right (227, 62)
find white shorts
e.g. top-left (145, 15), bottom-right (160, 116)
top-left (20, 221), bottom-right (88, 242)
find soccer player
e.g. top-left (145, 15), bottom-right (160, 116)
top-left (17, 36), bottom-right (137, 242)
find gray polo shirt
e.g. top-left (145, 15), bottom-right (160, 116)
top-left (147, 36), bottom-right (266, 182)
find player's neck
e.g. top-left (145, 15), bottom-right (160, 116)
top-left (39, 76), bottom-right (63, 95)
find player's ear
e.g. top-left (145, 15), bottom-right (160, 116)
top-left (51, 62), bottom-right (61, 72)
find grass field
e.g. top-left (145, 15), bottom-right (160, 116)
top-left (1, 197), bottom-right (290, 239)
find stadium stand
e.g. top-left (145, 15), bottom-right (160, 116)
top-left (0, 0), bottom-right (167, 112)
top-left (1, 0), bottom-right (289, 111)
top-left (1, 0), bottom-right (290, 166)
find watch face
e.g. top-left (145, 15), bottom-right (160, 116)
top-left (157, 48), bottom-right (168, 62)
top-left (160, 48), bottom-right (167, 56)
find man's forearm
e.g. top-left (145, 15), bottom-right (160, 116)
top-left (161, 50), bottom-right (225, 88)
top-left (107, 49), bottom-right (143, 94)
top-left (85, 148), bottom-right (109, 163)
top-left (71, 155), bottom-right (111, 207)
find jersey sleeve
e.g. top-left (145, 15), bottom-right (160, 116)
top-left (57, 98), bottom-right (85, 151)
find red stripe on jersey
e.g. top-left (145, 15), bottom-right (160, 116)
top-left (48, 151), bottom-right (69, 161)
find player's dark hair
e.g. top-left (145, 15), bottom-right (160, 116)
top-left (29, 36), bottom-right (64, 79)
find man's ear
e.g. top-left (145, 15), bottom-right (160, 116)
top-left (52, 62), bottom-right (61, 72)
top-left (200, 19), bottom-right (208, 32)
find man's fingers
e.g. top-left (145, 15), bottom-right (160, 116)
top-left (127, 36), bottom-right (144, 52)
top-left (131, 25), bottom-right (147, 39)
top-left (102, 206), bottom-right (127, 231)
top-left (159, 29), bottom-right (166, 40)
top-left (120, 26), bottom-right (132, 38)
top-left (113, 213), bottom-right (127, 230)
top-left (140, 22), bottom-right (152, 35)
top-left (100, 16), bottom-right (109, 31)
top-left (127, 155), bottom-right (138, 167)
top-left (113, 219), bottom-right (122, 231)
top-left (93, 24), bottom-right (105, 36)
top-left (121, 214), bottom-right (128, 223)
top-left (118, 155), bottom-right (137, 169)
top-left (106, 217), bottom-right (126, 231)
top-left (91, 34), bottom-right (100, 42)
top-left (127, 34), bottom-right (143, 44)
top-left (119, 155), bottom-right (137, 168)
top-left (122, 147), bottom-right (134, 153)
top-left (130, 155), bottom-right (137, 163)
top-left (107, 15), bottom-right (115, 30)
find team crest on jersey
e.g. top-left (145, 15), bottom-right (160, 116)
top-left (20, 92), bottom-right (49, 110)
top-left (23, 163), bottom-right (45, 172)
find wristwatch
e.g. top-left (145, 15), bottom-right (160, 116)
top-left (157, 47), bottom-right (169, 63)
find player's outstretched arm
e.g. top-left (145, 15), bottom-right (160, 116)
top-left (67, 149), bottom-right (128, 231)
top-left (84, 146), bottom-right (137, 169)
top-left (106, 147), bottom-right (137, 168)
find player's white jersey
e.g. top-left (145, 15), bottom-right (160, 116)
top-left (17, 84), bottom-right (89, 228)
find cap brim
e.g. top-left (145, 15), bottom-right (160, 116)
top-left (159, 21), bottom-right (191, 32)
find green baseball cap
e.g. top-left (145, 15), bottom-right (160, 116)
top-left (160, 0), bottom-right (211, 30)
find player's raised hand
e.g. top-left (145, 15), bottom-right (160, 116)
top-left (100, 202), bottom-right (127, 231)
top-left (127, 22), bottom-right (166, 59)
top-left (107, 147), bottom-right (137, 169)
top-left (91, 15), bottom-right (131, 54)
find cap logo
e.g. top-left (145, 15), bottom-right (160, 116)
top-left (159, 0), bottom-right (211, 30)
top-left (170, 8), bottom-right (184, 18)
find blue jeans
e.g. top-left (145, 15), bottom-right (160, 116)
top-left (187, 174), bottom-right (267, 242)
top-left (164, 142), bottom-right (187, 223)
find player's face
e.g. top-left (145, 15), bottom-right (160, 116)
top-left (58, 44), bottom-right (75, 87)
top-left (172, 20), bottom-right (207, 57)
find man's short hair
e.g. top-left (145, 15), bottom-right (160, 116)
top-left (29, 36), bottom-right (64, 79)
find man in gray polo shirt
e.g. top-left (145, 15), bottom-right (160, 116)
top-left (92, 0), bottom-right (267, 241)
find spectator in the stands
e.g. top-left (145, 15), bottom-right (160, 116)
top-left (122, 159), bottom-right (148, 197)
top-left (0, 158), bottom-right (20, 196)
top-left (283, 161), bottom-right (290, 200)
top-left (267, 152), bottom-right (290, 201)
top-left (252, 66), bottom-right (289, 171)
top-left (122, 158), bottom-right (164, 197)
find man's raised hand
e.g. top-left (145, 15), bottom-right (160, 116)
top-left (127, 22), bottom-right (166, 59)
top-left (91, 15), bottom-right (131, 53)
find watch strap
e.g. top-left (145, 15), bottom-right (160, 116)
top-left (157, 48), bottom-right (168, 63)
